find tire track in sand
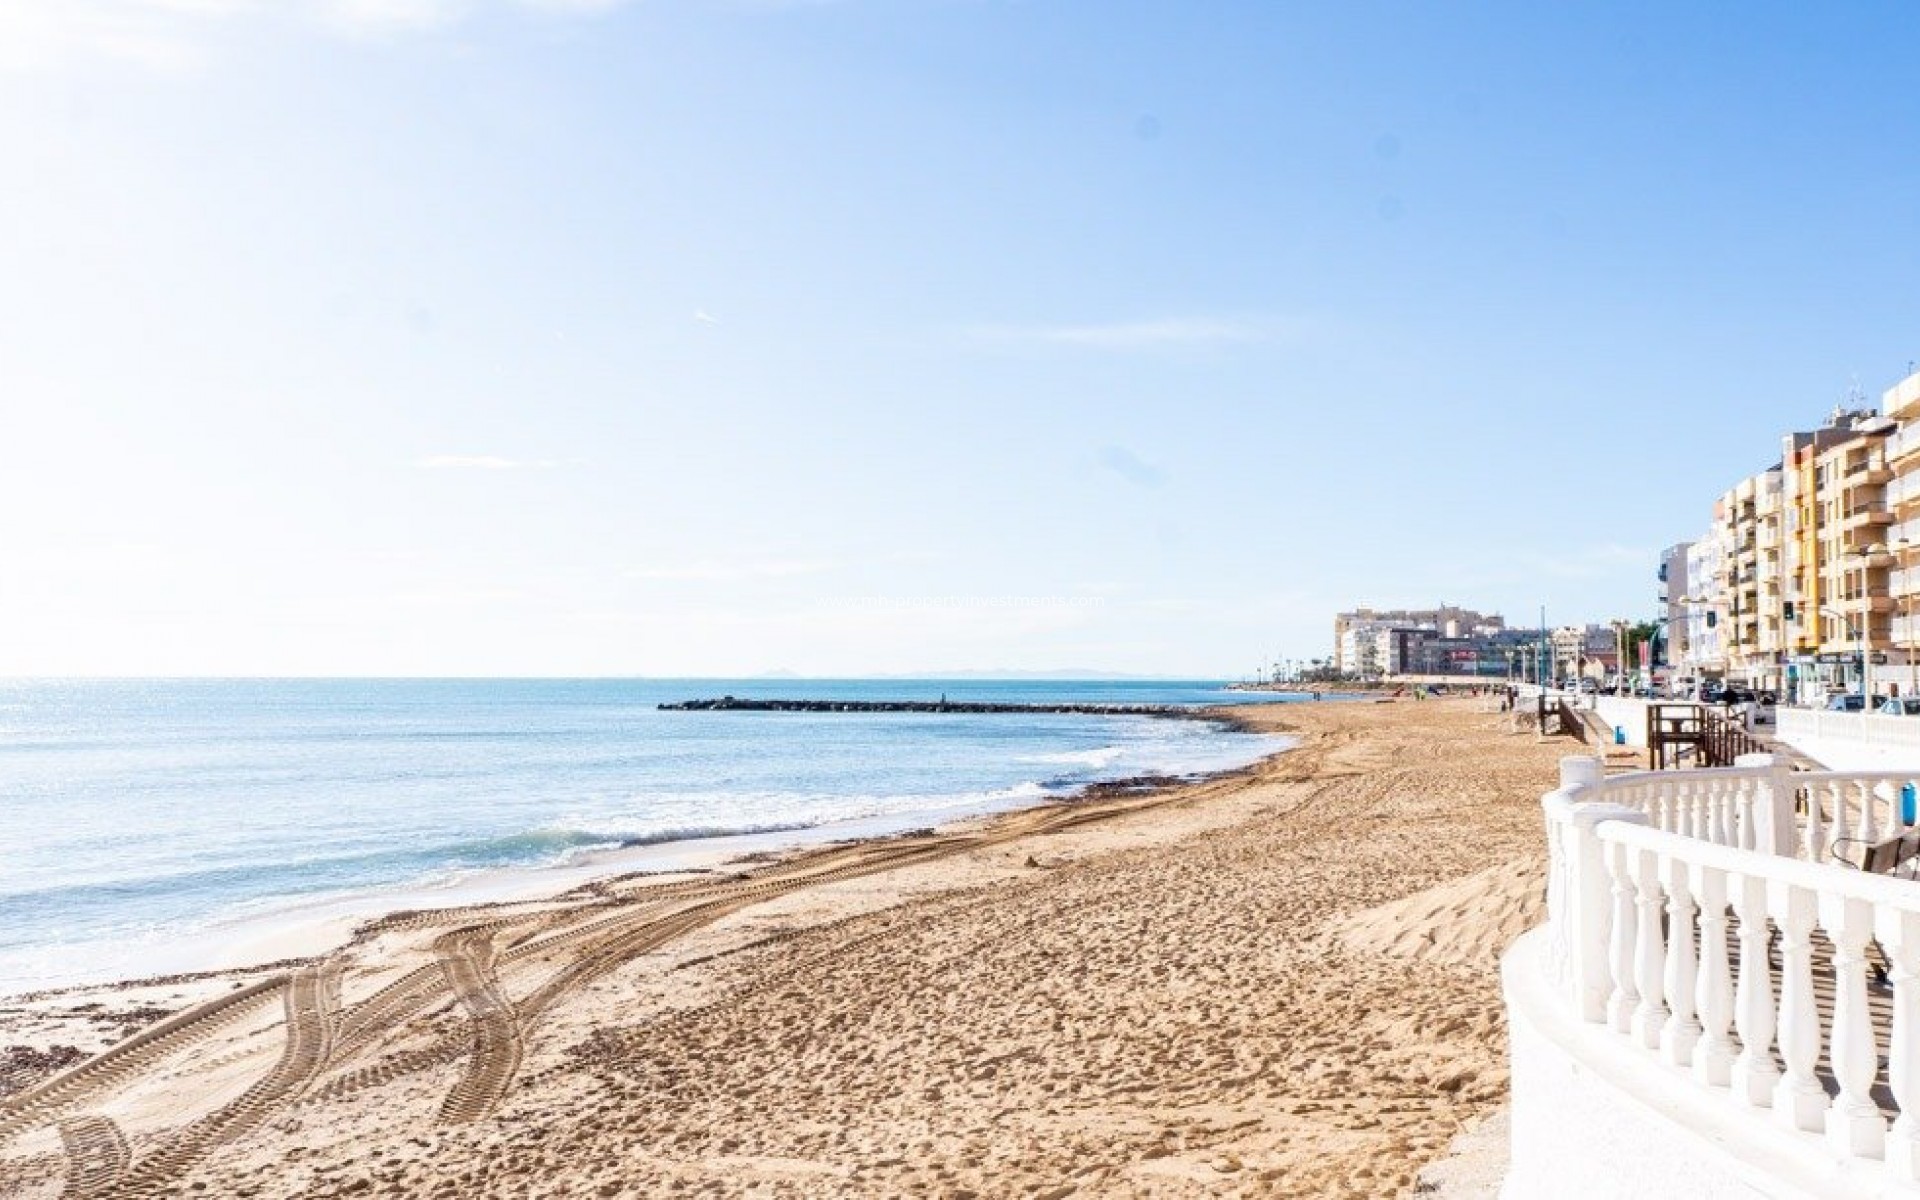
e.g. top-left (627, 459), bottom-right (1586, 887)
top-left (0, 974), bottom-right (288, 1148)
top-left (116, 961), bottom-right (339, 1194)
top-left (56, 1115), bottom-right (129, 1199)
top-left (434, 931), bottom-right (523, 1125)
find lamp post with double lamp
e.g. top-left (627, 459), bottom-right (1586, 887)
top-left (1671, 594), bottom-right (1711, 698)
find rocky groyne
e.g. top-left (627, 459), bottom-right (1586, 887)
top-left (657, 697), bottom-right (1196, 717)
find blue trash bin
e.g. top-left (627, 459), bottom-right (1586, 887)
top-left (1903, 783), bottom-right (1916, 827)
top-left (1614, 726), bottom-right (1626, 745)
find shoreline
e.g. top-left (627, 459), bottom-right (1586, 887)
top-left (0, 696), bottom-right (1558, 1198)
top-left (3, 707), bottom-right (1294, 1004)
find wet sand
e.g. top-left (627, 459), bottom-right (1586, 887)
top-left (0, 696), bottom-right (1575, 1198)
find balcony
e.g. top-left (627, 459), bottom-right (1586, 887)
top-left (1892, 473), bottom-right (1920, 508)
top-left (1843, 501), bottom-right (1895, 529)
top-left (1836, 591), bottom-right (1898, 614)
top-left (1887, 370), bottom-right (1920, 417)
top-left (1890, 422), bottom-right (1920, 463)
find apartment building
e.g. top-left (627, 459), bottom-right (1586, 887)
top-left (1680, 533), bottom-right (1726, 681)
top-left (1682, 410), bottom-right (1892, 699)
top-left (1881, 370), bottom-right (1920, 696)
top-left (1549, 625), bottom-right (1619, 682)
top-left (1814, 415), bottom-right (1894, 693)
top-left (1715, 465), bottom-right (1783, 689)
top-left (1330, 605), bottom-right (1503, 674)
top-left (1659, 542), bottom-right (1692, 665)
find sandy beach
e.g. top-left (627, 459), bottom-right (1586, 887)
top-left (0, 697), bottom-right (1586, 1198)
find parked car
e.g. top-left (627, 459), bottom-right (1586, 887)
top-left (1828, 694), bottom-right (1867, 712)
top-left (1878, 697), bottom-right (1920, 716)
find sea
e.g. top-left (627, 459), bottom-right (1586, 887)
top-left (0, 678), bottom-right (1307, 996)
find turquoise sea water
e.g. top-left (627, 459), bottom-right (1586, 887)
top-left (0, 678), bottom-right (1302, 994)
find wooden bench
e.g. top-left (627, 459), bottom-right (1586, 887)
top-left (1832, 831), bottom-right (1920, 878)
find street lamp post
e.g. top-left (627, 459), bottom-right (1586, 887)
top-left (1612, 619), bottom-right (1628, 696)
top-left (1845, 542), bottom-right (1887, 702)
top-left (1671, 594), bottom-right (1711, 698)
top-left (1821, 604), bottom-right (1863, 704)
top-left (1896, 538), bottom-right (1917, 697)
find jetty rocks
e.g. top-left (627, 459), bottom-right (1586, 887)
top-left (658, 696), bottom-right (1194, 717)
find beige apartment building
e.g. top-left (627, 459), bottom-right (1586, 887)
top-left (1703, 410), bottom-right (1893, 699)
top-left (1715, 465), bottom-right (1783, 689)
top-left (1808, 416), bottom-right (1895, 692)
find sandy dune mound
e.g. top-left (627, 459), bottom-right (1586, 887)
top-left (1332, 859), bottom-right (1544, 973)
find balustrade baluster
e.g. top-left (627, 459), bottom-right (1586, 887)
top-left (1607, 839), bottom-right (1639, 1033)
top-left (1730, 874), bottom-right (1780, 1106)
top-left (1858, 781), bottom-right (1879, 846)
top-left (1802, 782), bottom-right (1824, 864)
top-left (1829, 784), bottom-right (1851, 864)
top-left (1631, 847), bottom-right (1668, 1049)
top-left (1770, 885), bottom-right (1829, 1131)
top-left (1819, 893), bottom-right (1886, 1158)
top-left (1691, 865), bottom-right (1735, 1087)
top-left (1661, 856), bottom-right (1703, 1066)
top-left (1736, 776), bottom-right (1758, 851)
top-left (1878, 909), bottom-right (1920, 1180)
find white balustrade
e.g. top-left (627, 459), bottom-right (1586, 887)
top-left (1541, 756), bottom-right (1920, 1186)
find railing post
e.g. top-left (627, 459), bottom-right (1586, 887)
top-left (1735, 753), bottom-right (1795, 858)
top-left (1567, 804), bottom-right (1647, 1024)
top-left (1553, 756), bottom-right (1643, 1025)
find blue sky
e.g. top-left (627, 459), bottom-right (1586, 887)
top-left (5, 1), bottom-right (1920, 676)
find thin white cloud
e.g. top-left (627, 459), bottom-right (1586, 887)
top-left (1528, 543), bottom-right (1650, 581)
top-left (694, 308), bottom-right (720, 325)
top-left (968, 315), bottom-right (1310, 353)
top-left (0, 0), bottom-right (235, 73)
top-left (414, 454), bottom-right (558, 470)
top-left (0, 0), bottom-right (639, 72)
top-left (627, 558), bottom-right (836, 582)
top-left (321, 0), bottom-right (467, 36)
top-left (516, 0), bottom-right (628, 11)
top-left (1097, 445), bottom-right (1165, 489)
